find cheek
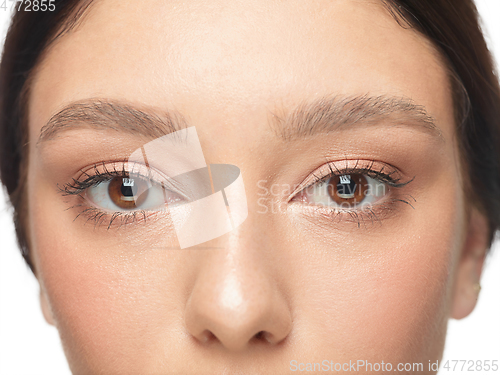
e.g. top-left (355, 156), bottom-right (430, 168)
top-left (28, 175), bottom-right (185, 372)
top-left (293, 176), bottom-right (465, 363)
top-left (351, 233), bottom-right (453, 360)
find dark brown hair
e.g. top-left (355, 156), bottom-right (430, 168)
top-left (1, 0), bottom-right (499, 274)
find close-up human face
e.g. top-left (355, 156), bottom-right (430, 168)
top-left (23, 0), bottom-right (490, 373)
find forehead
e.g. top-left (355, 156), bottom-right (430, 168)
top-left (28, 0), bottom-right (454, 141)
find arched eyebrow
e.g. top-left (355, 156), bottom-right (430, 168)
top-left (37, 99), bottom-right (189, 145)
top-left (268, 94), bottom-right (444, 142)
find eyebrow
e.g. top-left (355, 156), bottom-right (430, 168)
top-left (37, 99), bottom-right (189, 145)
top-left (38, 94), bottom-right (444, 146)
top-left (268, 94), bottom-right (444, 142)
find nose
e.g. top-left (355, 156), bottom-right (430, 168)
top-left (184, 234), bottom-right (292, 352)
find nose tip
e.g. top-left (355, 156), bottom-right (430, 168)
top-left (184, 271), bottom-right (292, 352)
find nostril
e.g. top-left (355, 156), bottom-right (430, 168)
top-left (254, 331), bottom-right (264, 340)
top-left (253, 330), bottom-right (275, 344)
top-left (199, 330), bottom-right (217, 343)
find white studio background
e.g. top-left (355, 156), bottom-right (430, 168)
top-left (0, 2), bottom-right (499, 375)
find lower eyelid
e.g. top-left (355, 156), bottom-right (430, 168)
top-left (292, 196), bottom-right (410, 227)
top-left (67, 199), bottom-right (162, 230)
top-left (289, 183), bottom-right (416, 227)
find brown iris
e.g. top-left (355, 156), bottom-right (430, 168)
top-left (108, 177), bottom-right (149, 209)
top-left (327, 174), bottom-right (368, 206)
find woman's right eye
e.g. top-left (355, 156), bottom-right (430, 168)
top-left (86, 176), bottom-right (183, 212)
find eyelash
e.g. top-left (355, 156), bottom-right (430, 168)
top-left (60, 159), bottom-right (415, 230)
top-left (304, 159), bottom-right (412, 189)
top-left (59, 161), bottom-right (159, 229)
top-left (291, 159), bottom-right (416, 227)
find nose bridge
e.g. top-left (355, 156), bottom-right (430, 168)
top-left (184, 220), bottom-right (292, 352)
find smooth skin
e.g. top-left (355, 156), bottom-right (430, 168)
top-left (26, 0), bottom-right (488, 373)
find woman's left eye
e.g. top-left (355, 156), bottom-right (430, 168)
top-left (86, 176), bottom-right (182, 211)
top-left (298, 173), bottom-right (387, 209)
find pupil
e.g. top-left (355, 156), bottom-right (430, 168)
top-left (121, 184), bottom-right (134, 197)
top-left (337, 178), bottom-right (356, 197)
top-left (327, 174), bottom-right (368, 205)
top-left (108, 176), bottom-right (148, 209)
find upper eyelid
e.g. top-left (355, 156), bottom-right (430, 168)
top-left (62, 161), bottom-right (189, 199)
top-left (79, 161), bottom-right (163, 182)
top-left (60, 161), bottom-right (153, 194)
